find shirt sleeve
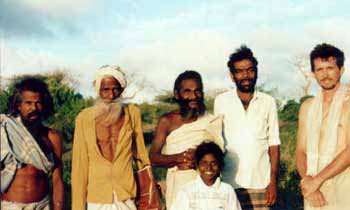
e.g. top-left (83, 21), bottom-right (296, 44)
top-left (227, 186), bottom-right (242, 210)
top-left (130, 105), bottom-right (151, 169)
top-left (267, 98), bottom-right (281, 146)
top-left (71, 113), bottom-right (89, 210)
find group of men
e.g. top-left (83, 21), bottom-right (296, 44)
top-left (1, 43), bottom-right (350, 210)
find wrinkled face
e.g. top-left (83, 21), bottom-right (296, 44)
top-left (99, 76), bottom-right (123, 103)
top-left (176, 79), bottom-right (203, 109)
top-left (313, 57), bottom-right (344, 90)
top-left (230, 59), bottom-right (257, 93)
top-left (198, 153), bottom-right (220, 186)
top-left (175, 79), bottom-right (205, 118)
top-left (17, 91), bottom-right (43, 125)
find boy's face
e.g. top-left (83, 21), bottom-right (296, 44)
top-left (198, 153), bottom-right (220, 186)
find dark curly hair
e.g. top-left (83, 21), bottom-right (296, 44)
top-left (227, 45), bottom-right (258, 74)
top-left (173, 70), bottom-right (203, 93)
top-left (195, 141), bottom-right (224, 170)
top-left (8, 77), bottom-right (54, 120)
top-left (310, 43), bottom-right (344, 72)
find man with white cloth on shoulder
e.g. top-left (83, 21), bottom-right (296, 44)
top-left (150, 70), bottom-right (224, 209)
top-left (1, 77), bottom-right (64, 210)
top-left (71, 65), bottom-right (150, 210)
top-left (214, 46), bottom-right (280, 210)
top-left (296, 43), bottom-right (350, 210)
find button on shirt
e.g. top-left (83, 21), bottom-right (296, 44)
top-left (214, 90), bottom-right (280, 189)
top-left (170, 175), bottom-right (242, 210)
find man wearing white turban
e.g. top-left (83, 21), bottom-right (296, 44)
top-left (71, 65), bottom-right (150, 210)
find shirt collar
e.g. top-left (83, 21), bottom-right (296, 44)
top-left (232, 88), bottom-right (260, 102)
top-left (195, 174), bottom-right (221, 189)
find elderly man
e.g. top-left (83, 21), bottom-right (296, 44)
top-left (296, 43), bottom-right (350, 210)
top-left (150, 70), bottom-right (224, 209)
top-left (214, 46), bottom-right (280, 210)
top-left (1, 77), bottom-right (64, 210)
top-left (71, 65), bottom-right (150, 210)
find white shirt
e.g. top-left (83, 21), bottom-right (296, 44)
top-left (170, 175), bottom-right (242, 210)
top-left (214, 90), bottom-right (280, 189)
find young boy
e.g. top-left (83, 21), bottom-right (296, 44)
top-left (170, 142), bottom-right (242, 210)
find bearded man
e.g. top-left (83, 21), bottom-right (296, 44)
top-left (71, 65), bottom-right (150, 210)
top-left (1, 77), bottom-right (64, 210)
top-left (214, 46), bottom-right (280, 210)
top-left (149, 70), bottom-right (224, 209)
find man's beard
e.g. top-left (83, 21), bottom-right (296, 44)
top-left (235, 77), bottom-right (257, 93)
top-left (178, 98), bottom-right (206, 119)
top-left (94, 99), bottom-right (123, 126)
top-left (21, 111), bottom-right (42, 127)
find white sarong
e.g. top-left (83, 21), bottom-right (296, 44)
top-left (88, 192), bottom-right (136, 210)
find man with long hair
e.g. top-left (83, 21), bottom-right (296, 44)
top-left (150, 70), bottom-right (224, 209)
top-left (1, 77), bottom-right (64, 210)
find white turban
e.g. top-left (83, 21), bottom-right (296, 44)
top-left (93, 65), bottom-right (127, 94)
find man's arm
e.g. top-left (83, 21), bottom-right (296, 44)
top-left (296, 98), bottom-right (327, 207)
top-left (131, 105), bottom-right (150, 169)
top-left (266, 145), bottom-right (279, 205)
top-left (301, 100), bottom-right (350, 196)
top-left (71, 114), bottom-right (89, 210)
top-left (296, 99), bottom-right (311, 179)
top-left (266, 98), bottom-right (280, 205)
top-left (149, 115), bottom-right (195, 170)
top-left (48, 130), bottom-right (64, 210)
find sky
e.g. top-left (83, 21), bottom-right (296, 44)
top-left (1, 0), bottom-right (350, 101)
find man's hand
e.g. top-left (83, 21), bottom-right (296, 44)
top-left (176, 148), bottom-right (196, 170)
top-left (345, 84), bottom-right (350, 100)
top-left (301, 176), bottom-right (322, 197)
top-left (265, 181), bottom-right (277, 206)
top-left (305, 190), bottom-right (327, 207)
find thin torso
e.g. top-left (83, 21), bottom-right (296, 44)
top-left (318, 98), bottom-right (349, 156)
top-left (1, 128), bottom-right (54, 203)
top-left (95, 113), bottom-right (125, 162)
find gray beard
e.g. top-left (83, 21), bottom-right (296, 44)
top-left (93, 99), bottom-right (123, 126)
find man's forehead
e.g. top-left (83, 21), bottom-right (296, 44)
top-left (21, 90), bottom-right (42, 99)
top-left (100, 76), bottom-right (121, 86)
top-left (314, 56), bottom-right (337, 63)
top-left (180, 79), bottom-right (201, 89)
top-left (234, 59), bottom-right (253, 69)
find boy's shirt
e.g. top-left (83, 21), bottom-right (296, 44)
top-left (170, 175), bottom-right (242, 210)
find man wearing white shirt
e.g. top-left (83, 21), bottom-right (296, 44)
top-left (214, 45), bottom-right (280, 210)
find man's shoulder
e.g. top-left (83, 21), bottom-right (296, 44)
top-left (215, 90), bottom-right (233, 102)
top-left (256, 91), bottom-right (276, 102)
top-left (299, 96), bottom-right (315, 111)
top-left (47, 128), bottom-right (62, 145)
top-left (158, 110), bottom-right (180, 124)
top-left (77, 106), bottom-right (95, 117)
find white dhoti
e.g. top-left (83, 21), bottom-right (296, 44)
top-left (88, 192), bottom-right (136, 210)
top-left (0, 195), bottom-right (50, 210)
top-left (161, 114), bottom-right (224, 209)
top-left (305, 85), bottom-right (350, 210)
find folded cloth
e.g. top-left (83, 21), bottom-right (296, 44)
top-left (0, 114), bottom-right (54, 193)
top-left (0, 194), bottom-right (51, 210)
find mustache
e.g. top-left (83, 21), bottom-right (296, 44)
top-left (27, 111), bottom-right (40, 118)
top-left (321, 78), bottom-right (332, 82)
top-left (178, 98), bottom-right (206, 119)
